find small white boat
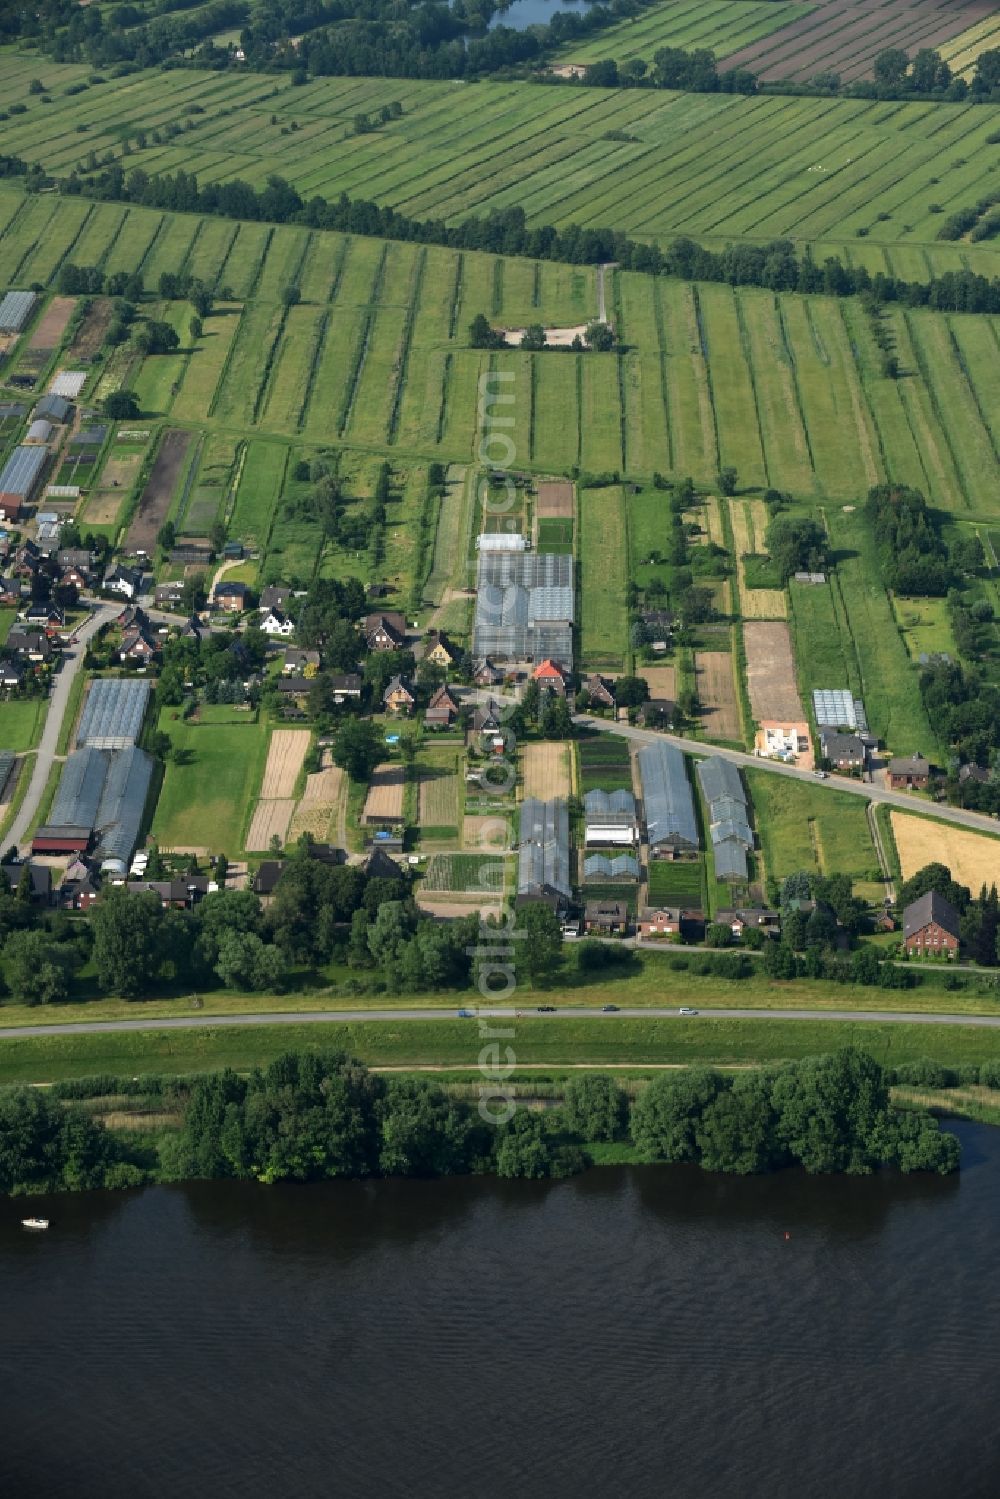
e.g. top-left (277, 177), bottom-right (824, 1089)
top-left (21, 1217), bottom-right (49, 1231)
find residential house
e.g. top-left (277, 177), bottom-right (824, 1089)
top-left (958, 763), bottom-right (991, 786)
top-left (532, 659), bottom-right (569, 696)
top-left (363, 845), bottom-right (405, 881)
top-left (23, 602), bottom-right (65, 631)
top-left (327, 672), bottom-right (362, 704)
top-left (0, 658), bottom-right (25, 690)
top-left (6, 628), bottom-right (52, 662)
top-left (60, 856), bottom-right (100, 910)
top-left (584, 898), bottom-right (629, 936)
top-left (716, 908), bottom-right (782, 939)
top-left (585, 673), bottom-right (616, 709)
top-left (12, 540), bottom-right (41, 577)
top-left (104, 563), bottom-right (143, 599)
top-left (126, 876), bottom-right (212, 908)
top-left (59, 565), bottom-right (89, 593)
top-left (180, 616), bottom-right (204, 643)
top-left (252, 861), bottom-right (283, 898)
top-left (757, 720), bottom-right (811, 760)
top-left (425, 683), bottom-right (459, 728)
top-left (56, 547), bottom-right (96, 581)
top-left (364, 611), bottom-right (406, 650)
top-left (282, 648), bottom-right (321, 676)
top-left (470, 699), bottom-right (504, 753)
top-left (820, 731), bottom-right (867, 772)
top-left (259, 608), bottom-right (296, 637)
top-left (423, 629), bottom-right (457, 668)
top-left (888, 753), bottom-right (931, 790)
top-left (1, 860), bottom-right (51, 904)
top-left (260, 584), bottom-right (291, 613)
top-left (637, 698), bottom-right (676, 730)
top-left (473, 658), bottom-right (502, 687)
top-left (214, 580), bottom-right (249, 613)
top-left (637, 906), bottom-right (704, 941)
top-left (903, 890), bottom-right (960, 958)
top-left (116, 604), bottom-right (149, 632)
top-left (120, 625), bottom-right (158, 663)
top-left (383, 675), bottom-right (416, 714)
top-left (154, 581), bottom-right (185, 609)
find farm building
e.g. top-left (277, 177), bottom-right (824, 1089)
top-left (637, 742), bottom-right (699, 858)
top-left (584, 788), bottom-right (638, 847)
top-left (33, 745), bottom-right (153, 870)
top-left (473, 552), bottom-right (574, 666)
top-left (49, 371), bottom-right (88, 399)
top-left (34, 393), bottom-right (72, 424)
top-left (25, 419), bottom-right (52, 445)
top-left (516, 797), bottom-right (571, 908)
top-left (583, 853), bottom-right (640, 882)
top-left (0, 290), bottom-right (37, 333)
top-left (77, 678), bottom-right (151, 750)
top-left (903, 891), bottom-right (960, 958)
top-left (696, 756), bottom-right (753, 882)
top-left (0, 445), bottom-right (48, 518)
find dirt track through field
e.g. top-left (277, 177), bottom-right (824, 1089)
top-left (245, 799), bottom-right (295, 851)
top-left (744, 621), bottom-right (803, 721)
top-left (522, 741), bottom-right (571, 799)
top-left (126, 429), bottom-right (192, 554)
top-left (694, 651), bottom-right (742, 743)
top-left (260, 730), bottom-right (310, 799)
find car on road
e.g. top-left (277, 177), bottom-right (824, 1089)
top-left (813, 769), bottom-right (828, 778)
top-left (679, 1007), bottom-right (698, 1016)
top-left (537, 1005), bottom-right (556, 1012)
top-left (457, 1008), bottom-right (476, 1017)
top-left (601, 1004), bottom-right (620, 1013)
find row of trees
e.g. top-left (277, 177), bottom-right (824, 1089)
top-left (0, 1047), bottom-right (958, 1197)
top-left (49, 159), bottom-right (1000, 315)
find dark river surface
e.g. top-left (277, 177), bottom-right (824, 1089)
top-left (489, 0), bottom-right (597, 31)
top-left (3, 1121), bottom-right (1000, 1498)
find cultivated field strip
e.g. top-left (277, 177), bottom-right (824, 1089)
top-left (2, 65), bottom-right (1000, 250)
top-left (558, 0), bottom-right (813, 66)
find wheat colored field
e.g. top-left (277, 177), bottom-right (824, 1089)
top-left (362, 764), bottom-right (405, 822)
top-left (245, 798), bottom-right (295, 851)
top-left (744, 621), bottom-right (804, 722)
top-left (287, 762), bottom-right (344, 841)
top-left (694, 651), bottom-right (742, 743)
top-left (891, 813), bottom-right (1000, 890)
top-left (260, 730), bottom-right (310, 799)
top-left (522, 742), bottom-right (571, 799)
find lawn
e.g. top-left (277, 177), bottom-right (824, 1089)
top-left (0, 696), bottom-right (45, 752)
top-left (746, 771), bottom-right (881, 890)
top-left (647, 859), bottom-right (705, 904)
top-left (151, 709), bottom-right (270, 854)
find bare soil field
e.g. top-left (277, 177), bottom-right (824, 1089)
top-left (745, 622), bottom-right (804, 721)
top-left (125, 429), bottom-right (191, 554)
top-left (695, 651), bottom-right (742, 743)
top-left (463, 814), bottom-right (509, 850)
top-left (98, 452), bottom-right (143, 490)
top-left (642, 665), bottom-right (677, 700)
top-left (246, 798), bottom-right (295, 852)
top-left (260, 729), bottom-right (310, 799)
top-left (522, 741), bottom-right (571, 799)
top-left (417, 894), bottom-right (503, 920)
top-left (83, 491), bottom-right (126, 526)
top-left (362, 764), bottom-right (405, 823)
top-left (67, 297), bottom-right (113, 361)
top-left (891, 813), bottom-right (1000, 891)
top-left (724, 0), bottom-right (995, 82)
top-left (536, 481), bottom-right (574, 518)
top-left (27, 296), bottom-right (75, 352)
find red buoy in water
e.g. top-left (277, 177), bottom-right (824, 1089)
top-left (783, 1232), bottom-right (791, 1241)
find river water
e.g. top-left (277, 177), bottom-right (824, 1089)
top-left (488, 0), bottom-right (598, 31)
top-left (3, 1122), bottom-right (999, 1497)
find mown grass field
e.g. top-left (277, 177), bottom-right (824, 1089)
top-left (151, 709), bottom-right (270, 854)
top-left (5, 1011), bottom-right (1000, 1084)
top-left (0, 697), bottom-right (45, 753)
top-left (746, 771), bottom-right (881, 888)
top-left (579, 486), bottom-right (629, 671)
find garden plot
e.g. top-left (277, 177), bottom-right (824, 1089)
top-left (26, 296), bottom-right (75, 353)
top-left (419, 758), bottom-right (460, 832)
top-left (891, 814), bottom-right (1000, 891)
top-left (422, 852), bottom-right (506, 893)
top-left (522, 741), bottom-right (572, 800)
top-left (731, 499), bottom-right (786, 620)
top-left (694, 650), bottom-right (742, 744)
top-left (536, 480), bottom-right (574, 519)
top-left (362, 764), bottom-right (405, 823)
top-left (744, 621), bottom-right (805, 722)
top-left (125, 429), bottom-right (193, 555)
top-left (463, 814), bottom-right (509, 851)
top-left (287, 760), bottom-right (344, 842)
top-left (643, 665), bottom-right (677, 700)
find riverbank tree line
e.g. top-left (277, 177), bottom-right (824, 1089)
top-left (0, 1048), bottom-right (960, 1196)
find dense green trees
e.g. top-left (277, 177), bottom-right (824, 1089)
top-left (764, 514), bottom-right (826, 581)
top-left (331, 718), bottom-right (383, 782)
top-left (633, 1050), bottom-right (959, 1175)
top-left (562, 1074), bottom-right (626, 1142)
top-left (0, 1087), bottom-right (140, 1196)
